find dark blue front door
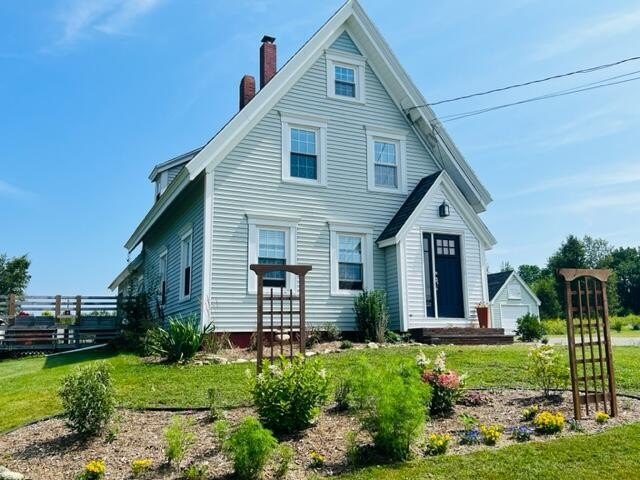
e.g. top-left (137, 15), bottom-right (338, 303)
top-left (434, 234), bottom-right (464, 318)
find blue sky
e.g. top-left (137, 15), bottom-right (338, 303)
top-left (1, 0), bottom-right (639, 294)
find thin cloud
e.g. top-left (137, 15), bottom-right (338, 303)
top-left (0, 180), bottom-right (33, 199)
top-left (532, 6), bottom-right (640, 61)
top-left (55, 0), bottom-right (162, 45)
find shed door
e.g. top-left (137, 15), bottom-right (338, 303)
top-left (434, 234), bottom-right (464, 318)
top-left (501, 305), bottom-right (530, 334)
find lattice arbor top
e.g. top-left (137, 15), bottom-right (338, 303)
top-left (250, 264), bottom-right (312, 374)
top-left (559, 268), bottom-right (618, 420)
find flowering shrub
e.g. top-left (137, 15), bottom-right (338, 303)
top-left (527, 344), bottom-right (569, 397)
top-left (424, 433), bottom-right (452, 456)
top-left (533, 411), bottom-right (565, 434)
top-left (252, 356), bottom-right (330, 433)
top-left (479, 424), bottom-right (503, 445)
top-left (130, 458), bottom-right (152, 477)
top-left (510, 425), bottom-right (534, 442)
top-left (417, 351), bottom-right (465, 416)
top-left (77, 460), bottom-right (105, 480)
top-left (595, 411), bottom-right (610, 424)
top-left (521, 405), bottom-right (539, 421)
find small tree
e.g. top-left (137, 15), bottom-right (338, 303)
top-left (0, 253), bottom-right (31, 296)
top-left (527, 344), bottom-right (568, 397)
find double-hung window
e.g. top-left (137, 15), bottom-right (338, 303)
top-left (247, 215), bottom-right (298, 294)
top-left (280, 112), bottom-right (327, 186)
top-left (180, 230), bottom-right (192, 301)
top-left (330, 223), bottom-right (373, 295)
top-left (159, 248), bottom-right (168, 305)
top-left (258, 229), bottom-right (287, 288)
top-left (366, 127), bottom-right (407, 194)
top-left (326, 52), bottom-right (366, 103)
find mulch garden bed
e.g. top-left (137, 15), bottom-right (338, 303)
top-left (1, 390), bottom-right (639, 479)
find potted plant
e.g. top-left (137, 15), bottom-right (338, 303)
top-left (476, 302), bottom-right (490, 328)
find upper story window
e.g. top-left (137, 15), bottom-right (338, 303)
top-left (329, 222), bottom-right (373, 296)
top-left (247, 214), bottom-right (298, 294)
top-left (326, 51), bottom-right (366, 104)
top-left (159, 248), bottom-right (168, 305)
top-left (180, 230), bottom-right (193, 301)
top-left (280, 112), bottom-right (327, 186)
top-left (155, 171), bottom-right (169, 201)
top-left (366, 127), bottom-right (407, 194)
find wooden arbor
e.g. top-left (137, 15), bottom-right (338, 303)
top-left (559, 269), bottom-right (618, 419)
top-left (250, 264), bottom-right (312, 373)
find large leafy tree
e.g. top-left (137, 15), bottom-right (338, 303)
top-left (518, 264), bottom-right (543, 286)
top-left (609, 247), bottom-right (640, 314)
top-left (0, 254), bottom-right (31, 296)
top-left (532, 275), bottom-right (562, 319)
top-left (583, 236), bottom-right (613, 269)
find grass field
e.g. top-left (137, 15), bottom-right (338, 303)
top-left (1, 344), bottom-right (640, 433)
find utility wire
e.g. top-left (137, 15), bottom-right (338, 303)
top-left (408, 55), bottom-right (640, 108)
top-left (437, 73), bottom-right (640, 123)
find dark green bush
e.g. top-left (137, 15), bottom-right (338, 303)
top-left (352, 361), bottom-right (429, 461)
top-left (353, 290), bottom-right (388, 343)
top-left (59, 362), bottom-right (115, 436)
top-left (150, 315), bottom-right (213, 362)
top-left (252, 356), bottom-right (330, 434)
top-left (515, 314), bottom-right (545, 342)
top-left (221, 417), bottom-right (278, 480)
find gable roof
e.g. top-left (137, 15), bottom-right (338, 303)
top-left (488, 271), bottom-right (514, 301)
top-left (108, 253), bottom-right (143, 291)
top-left (124, 0), bottom-right (492, 251)
top-left (148, 147), bottom-right (203, 182)
top-left (488, 270), bottom-right (542, 305)
top-left (377, 171), bottom-right (442, 242)
top-left (376, 170), bottom-right (496, 248)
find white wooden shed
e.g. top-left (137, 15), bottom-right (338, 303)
top-left (488, 271), bottom-right (541, 334)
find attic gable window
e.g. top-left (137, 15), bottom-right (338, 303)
top-left (326, 51), bottom-right (366, 103)
top-left (366, 127), bottom-right (407, 194)
top-left (280, 112), bottom-right (327, 186)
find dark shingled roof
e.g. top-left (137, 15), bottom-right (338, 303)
top-left (488, 271), bottom-right (514, 301)
top-left (377, 171), bottom-right (443, 243)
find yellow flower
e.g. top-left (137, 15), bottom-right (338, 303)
top-left (479, 424), bottom-right (503, 445)
top-left (533, 411), bottom-right (565, 434)
top-left (85, 459), bottom-right (106, 475)
top-left (131, 458), bottom-right (153, 476)
top-left (595, 411), bottom-right (610, 424)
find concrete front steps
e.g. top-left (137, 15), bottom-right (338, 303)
top-left (410, 327), bottom-right (514, 345)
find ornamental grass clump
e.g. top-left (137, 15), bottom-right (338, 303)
top-left (149, 315), bottom-right (214, 363)
top-left (527, 344), bottom-right (569, 398)
top-left (533, 411), bottom-right (565, 434)
top-left (252, 356), bottom-right (330, 434)
top-left (424, 433), bottom-right (452, 456)
top-left (59, 362), bottom-right (115, 436)
top-left (479, 424), bottom-right (503, 446)
top-left (76, 459), bottom-right (105, 480)
top-left (417, 351), bottom-right (465, 416)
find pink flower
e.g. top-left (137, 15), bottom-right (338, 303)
top-left (421, 371), bottom-right (436, 384)
top-left (438, 372), bottom-right (460, 389)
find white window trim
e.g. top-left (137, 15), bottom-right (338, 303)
top-left (247, 214), bottom-right (298, 294)
top-left (366, 126), bottom-right (407, 194)
top-left (159, 247), bottom-right (168, 304)
top-left (179, 229), bottom-right (193, 302)
top-left (280, 112), bottom-right (327, 187)
top-left (329, 222), bottom-right (374, 296)
top-left (326, 51), bottom-right (366, 104)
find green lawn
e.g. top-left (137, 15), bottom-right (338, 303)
top-left (337, 423), bottom-right (640, 480)
top-left (1, 344), bottom-right (640, 433)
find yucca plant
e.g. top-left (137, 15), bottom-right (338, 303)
top-left (353, 290), bottom-right (388, 343)
top-left (151, 315), bottom-right (214, 362)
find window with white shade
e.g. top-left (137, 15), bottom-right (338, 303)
top-left (180, 230), bottom-right (192, 301)
top-left (366, 127), bottom-right (407, 194)
top-left (258, 229), bottom-right (287, 288)
top-left (326, 51), bottom-right (366, 103)
top-left (280, 113), bottom-right (327, 186)
top-left (159, 248), bottom-right (168, 305)
top-left (330, 223), bottom-right (373, 295)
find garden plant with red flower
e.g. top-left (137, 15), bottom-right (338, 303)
top-left (416, 351), bottom-right (466, 416)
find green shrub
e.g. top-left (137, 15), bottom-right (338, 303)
top-left (164, 416), bottom-right (195, 466)
top-left (252, 356), bottom-right (330, 434)
top-left (541, 319), bottom-right (566, 335)
top-left (611, 317), bottom-right (626, 333)
top-left (306, 323), bottom-right (342, 347)
top-left (221, 417), bottom-right (278, 480)
top-left (207, 387), bottom-right (222, 421)
top-left (353, 290), bottom-right (388, 343)
top-left (182, 463), bottom-right (208, 480)
top-left (334, 379), bottom-right (356, 412)
top-left (119, 286), bottom-right (156, 353)
top-left (515, 314), bottom-right (545, 342)
top-left (150, 315), bottom-right (213, 362)
top-left (59, 362), bottom-right (115, 436)
top-left (339, 340), bottom-right (353, 350)
top-left (354, 362), bottom-right (429, 461)
top-left (527, 344), bottom-right (569, 397)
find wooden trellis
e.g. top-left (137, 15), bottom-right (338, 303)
top-left (559, 268), bottom-right (618, 420)
top-left (250, 264), bottom-right (312, 374)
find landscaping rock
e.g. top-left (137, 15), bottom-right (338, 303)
top-left (275, 333), bottom-right (290, 342)
top-left (0, 466), bottom-right (24, 480)
top-left (211, 356), bottom-right (228, 365)
top-left (233, 358), bottom-right (249, 364)
top-left (367, 342), bottom-right (379, 349)
top-left (304, 351), bottom-right (317, 357)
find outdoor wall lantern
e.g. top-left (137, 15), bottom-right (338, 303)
top-left (439, 201), bottom-right (450, 218)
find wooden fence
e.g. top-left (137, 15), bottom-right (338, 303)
top-left (0, 294), bottom-right (122, 352)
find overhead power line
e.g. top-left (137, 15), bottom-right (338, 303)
top-left (437, 70), bottom-right (640, 123)
top-left (408, 55), bottom-right (640, 109)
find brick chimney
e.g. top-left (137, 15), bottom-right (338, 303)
top-left (239, 74), bottom-right (256, 110)
top-left (260, 35), bottom-right (277, 88)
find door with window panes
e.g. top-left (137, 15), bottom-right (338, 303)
top-left (422, 233), bottom-right (465, 319)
